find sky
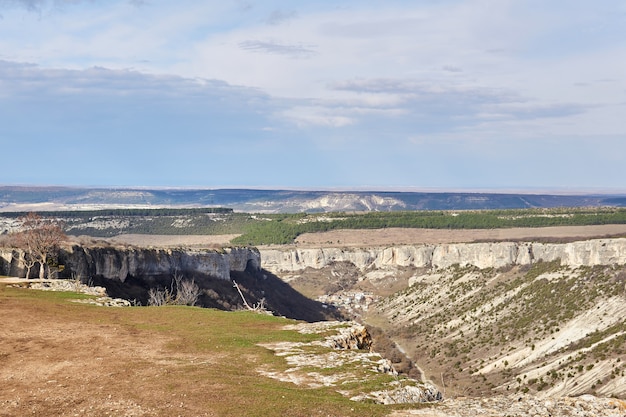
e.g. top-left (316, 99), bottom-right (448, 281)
top-left (0, 0), bottom-right (625, 192)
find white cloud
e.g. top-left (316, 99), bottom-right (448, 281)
top-left (238, 40), bottom-right (317, 58)
top-left (280, 106), bottom-right (355, 128)
top-left (0, 0), bottom-right (625, 188)
top-left (265, 9), bottom-right (297, 26)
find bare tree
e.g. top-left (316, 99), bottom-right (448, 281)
top-left (147, 287), bottom-right (170, 306)
top-left (147, 272), bottom-right (200, 307)
top-left (176, 278), bottom-right (200, 306)
top-left (12, 213), bottom-right (66, 279)
top-left (233, 280), bottom-right (253, 310)
top-left (19, 251), bottom-right (38, 279)
top-left (233, 280), bottom-right (271, 314)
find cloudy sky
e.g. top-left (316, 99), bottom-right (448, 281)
top-left (1, 0), bottom-right (625, 191)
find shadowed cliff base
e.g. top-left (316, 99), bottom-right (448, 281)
top-left (89, 265), bottom-right (343, 323)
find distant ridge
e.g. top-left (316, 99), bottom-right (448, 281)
top-left (0, 186), bottom-right (625, 213)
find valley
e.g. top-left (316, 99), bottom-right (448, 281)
top-left (100, 226), bottom-right (626, 400)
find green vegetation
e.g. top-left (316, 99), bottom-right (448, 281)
top-left (232, 207), bottom-right (626, 245)
top-left (3, 206), bottom-right (626, 243)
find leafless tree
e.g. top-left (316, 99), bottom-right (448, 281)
top-left (147, 272), bottom-right (200, 307)
top-left (233, 280), bottom-right (271, 314)
top-left (147, 287), bottom-right (170, 306)
top-left (19, 251), bottom-right (38, 279)
top-left (12, 213), bottom-right (66, 279)
top-left (176, 278), bottom-right (200, 306)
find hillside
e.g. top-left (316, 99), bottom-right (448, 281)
top-left (375, 262), bottom-right (626, 398)
top-left (263, 238), bottom-right (626, 401)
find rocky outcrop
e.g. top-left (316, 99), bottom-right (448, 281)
top-left (323, 324), bottom-right (373, 351)
top-left (260, 238), bottom-right (626, 272)
top-left (27, 280), bottom-right (131, 307)
top-left (259, 321), bottom-right (442, 404)
top-left (353, 384), bottom-right (442, 404)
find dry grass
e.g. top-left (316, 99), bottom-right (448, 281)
top-left (293, 225), bottom-right (626, 247)
top-left (104, 233), bottom-right (240, 248)
top-left (0, 284), bottom-right (394, 417)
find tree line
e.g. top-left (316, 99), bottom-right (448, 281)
top-left (232, 208), bottom-right (626, 245)
top-left (0, 207), bottom-right (233, 218)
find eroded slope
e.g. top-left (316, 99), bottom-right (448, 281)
top-left (372, 262), bottom-right (626, 398)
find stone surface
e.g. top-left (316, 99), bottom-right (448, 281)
top-left (323, 324), bottom-right (373, 351)
top-left (353, 384), bottom-right (442, 404)
top-left (27, 279), bottom-right (131, 307)
top-left (260, 238), bottom-right (626, 273)
top-left (259, 321), bottom-right (442, 404)
top-left (1, 245), bottom-right (260, 282)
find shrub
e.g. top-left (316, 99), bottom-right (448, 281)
top-left (148, 273), bottom-right (200, 307)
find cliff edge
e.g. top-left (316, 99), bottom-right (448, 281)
top-left (260, 238), bottom-right (626, 272)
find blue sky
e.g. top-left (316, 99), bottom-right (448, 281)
top-left (0, 0), bottom-right (625, 191)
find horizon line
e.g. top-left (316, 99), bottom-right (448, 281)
top-left (1, 183), bottom-right (626, 196)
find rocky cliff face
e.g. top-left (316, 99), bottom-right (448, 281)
top-left (0, 245), bottom-right (338, 321)
top-left (0, 249), bottom-right (21, 277)
top-left (68, 246), bottom-right (260, 282)
top-left (0, 246), bottom-right (260, 282)
top-left (260, 238), bottom-right (626, 273)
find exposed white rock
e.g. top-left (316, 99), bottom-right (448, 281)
top-left (259, 321), bottom-right (441, 404)
top-left (260, 239), bottom-right (626, 273)
top-left (352, 383), bottom-right (442, 404)
top-left (431, 242), bottom-right (519, 269)
top-left (27, 279), bottom-right (131, 307)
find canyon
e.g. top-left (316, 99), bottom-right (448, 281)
top-left (2, 231), bottom-right (626, 405)
top-left (258, 238), bottom-right (626, 400)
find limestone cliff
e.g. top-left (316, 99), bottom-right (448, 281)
top-left (0, 246), bottom-right (260, 282)
top-left (0, 249), bottom-right (21, 277)
top-left (260, 238), bottom-right (626, 273)
top-left (0, 245), bottom-right (338, 321)
top-left (79, 245), bottom-right (260, 282)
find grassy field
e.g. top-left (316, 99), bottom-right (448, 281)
top-left (0, 282), bottom-right (414, 417)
